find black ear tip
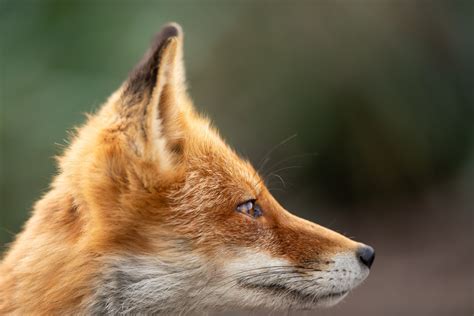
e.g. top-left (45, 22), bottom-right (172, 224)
top-left (149, 22), bottom-right (182, 53)
top-left (123, 22), bottom-right (183, 103)
top-left (157, 22), bottom-right (182, 41)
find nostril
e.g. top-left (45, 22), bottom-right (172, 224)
top-left (357, 245), bottom-right (375, 269)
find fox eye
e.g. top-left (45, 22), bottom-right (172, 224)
top-left (236, 200), bottom-right (263, 219)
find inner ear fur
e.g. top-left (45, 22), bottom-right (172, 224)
top-left (120, 23), bottom-right (187, 166)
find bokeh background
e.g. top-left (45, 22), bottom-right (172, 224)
top-left (1, 1), bottom-right (473, 315)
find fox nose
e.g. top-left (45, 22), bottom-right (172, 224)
top-left (357, 245), bottom-right (375, 269)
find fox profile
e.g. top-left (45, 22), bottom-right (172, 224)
top-left (0, 23), bottom-right (374, 315)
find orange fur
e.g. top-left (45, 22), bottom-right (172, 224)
top-left (0, 23), bottom-right (372, 314)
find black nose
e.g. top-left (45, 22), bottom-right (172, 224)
top-left (357, 245), bottom-right (375, 269)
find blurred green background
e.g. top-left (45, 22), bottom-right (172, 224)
top-left (1, 1), bottom-right (473, 315)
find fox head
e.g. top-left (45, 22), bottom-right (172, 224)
top-left (55, 23), bottom-right (374, 313)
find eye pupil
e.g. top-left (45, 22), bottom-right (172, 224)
top-left (253, 204), bottom-right (262, 218)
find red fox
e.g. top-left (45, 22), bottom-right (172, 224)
top-left (0, 23), bottom-right (374, 314)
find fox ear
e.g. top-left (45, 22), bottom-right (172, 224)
top-left (122, 23), bottom-right (187, 167)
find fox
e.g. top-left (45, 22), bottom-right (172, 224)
top-left (0, 23), bottom-right (375, 315)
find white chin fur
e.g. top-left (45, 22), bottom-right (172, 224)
top-left (91, 250), bottom-right (369, 314)
top-left (219, 250), bottom-right (370, 310)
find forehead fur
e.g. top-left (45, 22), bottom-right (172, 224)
top-left (184, 114), bottom-right (263, 194)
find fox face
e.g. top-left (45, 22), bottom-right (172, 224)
top-left (87, 23), bottom-right (374, 313)
top-left (0, 23), bottom-right (374, 315)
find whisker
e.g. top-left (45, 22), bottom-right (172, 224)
top-left (210, 270), bottom-right (303, 305)
top-left (197, 264), bottom-right (323, 310)
top-left (269, 173), bottom-right (287, 188)
top-left (263, 152), bottom-right (318, 178)
top-left (236, 270), bottom-right (302, 284)
top-left (266, 187), bottom-right (287, 193)
top-left (209, 266), bottom-right (311, 294)
top-left (199, 266), bottom-right (300, 300)
top-left (297, 278), bottom-right (322, 295)
top-left (213, 266), bottom-right (307, 288)
top-left (257, 165), bottom-right (302, 189)
top-left (266, 165), bottom-right (302, 176)
top-left (256, 134), bottom-right (298, 175)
